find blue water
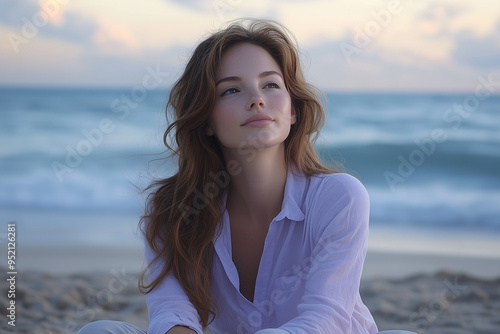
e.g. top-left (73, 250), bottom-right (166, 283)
top-left (1, 87), bottom-right (499, 246)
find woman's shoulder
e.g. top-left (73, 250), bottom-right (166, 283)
top-left (301, 172), bottom-right (370, 235)
top-left (307, 172), bottom-right (368, 201)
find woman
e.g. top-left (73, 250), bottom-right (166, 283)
top-left (78, 19), bottom-right (414, 334)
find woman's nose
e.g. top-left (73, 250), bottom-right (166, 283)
top-left (247, 95), bottom-right (265, 111)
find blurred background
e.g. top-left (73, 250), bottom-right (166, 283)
top-left (1, 0), bottom-right (499, 272)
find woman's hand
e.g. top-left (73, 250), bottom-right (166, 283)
top-left (166, 326), bottom-right (197, 334)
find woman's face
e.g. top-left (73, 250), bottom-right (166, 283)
top-left (208, 43), bottom-right (295, 156)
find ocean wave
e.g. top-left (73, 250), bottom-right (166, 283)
top-left (2, 89), bottom-right (499, 233)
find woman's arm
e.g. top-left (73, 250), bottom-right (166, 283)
top-left (144, 240), bottom-right (204, 334)
top-left (278, 174), bottom-right (378, 333)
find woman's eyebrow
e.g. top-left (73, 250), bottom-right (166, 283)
top-left (215, 70), bottom-right (283, 86)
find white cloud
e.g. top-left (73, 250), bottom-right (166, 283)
top-left (452, 22), bottom-right (500, 68)
top-left (92, 19), bottom-right (140, 53)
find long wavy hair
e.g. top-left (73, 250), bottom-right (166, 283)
top-left (139, 19), bottom-right (334, 327)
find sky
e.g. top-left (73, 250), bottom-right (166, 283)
top-left (0, 0), bottom-right (499, 93)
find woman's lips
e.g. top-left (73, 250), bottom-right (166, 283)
top-left (241, 114), bottom-right (273, 127)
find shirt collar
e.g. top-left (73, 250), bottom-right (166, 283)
top-left (273, 166), bottom-right (306, 222)
top-left (220, 166), bottom-right (306, 223)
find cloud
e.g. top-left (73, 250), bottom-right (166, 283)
top-left (76, 43), bottom-right (187, 87)
top-left (0, 0), bottom-right (39, 25)
top-left (417, 1), bottom-right (466, 21)
top-left (411, 2), bottom-right (500, 69)
top-left (415, 1), bottom-right (467, 37)
top-left (0, 34), bottom-right (189, 88)
top-left (42, 12), bottom-right (99, 45)
top-left (164, 0), bottom-right (213, 11)
top-left (302, 32), bottom-right (482, 93)
top-left (2, 1), bottom-right (98, 46)
top-left (452, 22), bottom-right (500, 68)
top-left (3, 2), bottom-right (139, 55)
top-left (0, 0), bottom-right (71, 28)
top-left (40, 11), bottom-right (139, 53)
top-left (167, 0), bottom-right (204, 6)
top-left (163, 0), bottom-right (278, 20)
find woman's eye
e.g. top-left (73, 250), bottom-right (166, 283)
top-left (222, 88), bottom-right (239, 96)
top-left (264, 82), bottom-right (280, 89)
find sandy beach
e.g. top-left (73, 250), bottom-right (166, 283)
top-left (2, 228), bottom-right (500, 334)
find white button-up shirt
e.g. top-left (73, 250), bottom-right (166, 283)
top-left (145, 169), bottom-right (378, 334)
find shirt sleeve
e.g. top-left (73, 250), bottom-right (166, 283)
top-left (278, 173), bottom-right (376, 334)
top-left (144, 239), bottom-right (204, 334)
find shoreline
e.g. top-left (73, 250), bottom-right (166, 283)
top-left (364, 225), bottom-right (500, 279)
top-left (363, 250), bottom-right (500, 280)
top-left (14, 224), bottom-right (500, 279)
top-left (17, 243), bottom-right (500, 280)
top-left (368, 225), bottom-right (500, 258)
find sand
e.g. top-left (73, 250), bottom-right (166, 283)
top-left (0, 266), bottom-right (149, 334)
top-left (2, 229), bottom-right (500, 334)
top-left (2, 263), bottom-right (499, 334)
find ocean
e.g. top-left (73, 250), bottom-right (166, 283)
top-left (1, 87), bottom-right (499, 248)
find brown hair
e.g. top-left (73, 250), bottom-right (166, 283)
top-left (139, 19), bottom-right (333, 327)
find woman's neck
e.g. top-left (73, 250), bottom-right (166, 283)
top-left (224, 144), bottom-right (288, 227)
